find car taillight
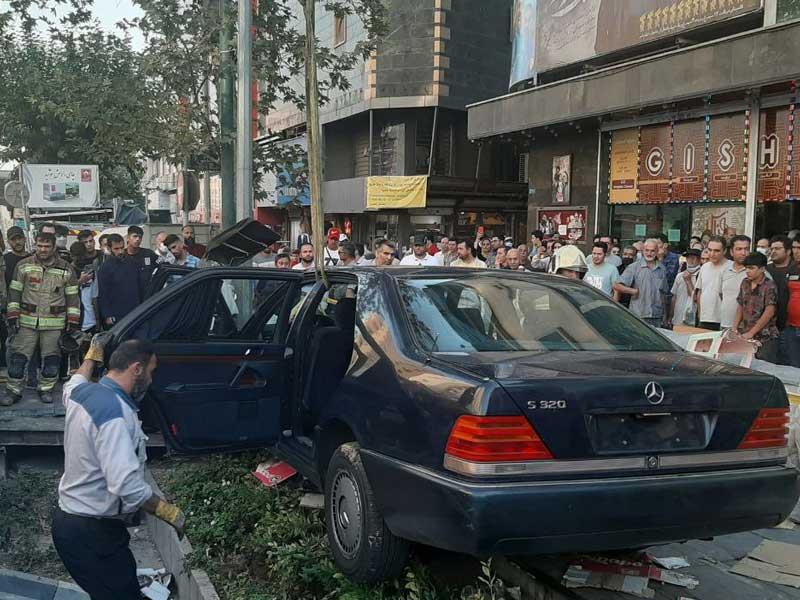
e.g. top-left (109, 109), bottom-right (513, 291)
top-left (445, 415), bottom-right (553, 462)
top-left (738, 408), bottom-right (789, 450)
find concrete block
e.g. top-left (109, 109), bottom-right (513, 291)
top-left (53, 582), bottom-right (90, 600)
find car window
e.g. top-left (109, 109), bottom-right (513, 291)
top-left (207, 278), bottom-right (287, 341)
top-left (398, 276), bottom-right (674, 353)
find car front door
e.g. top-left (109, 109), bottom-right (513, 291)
top-left (119, 268), bottom-right (302, 453)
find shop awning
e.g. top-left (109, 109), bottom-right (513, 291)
top-left (468, 21), bottom-right (800, 140)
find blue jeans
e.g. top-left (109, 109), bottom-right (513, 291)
top-left (779, 327), bottom-right (800, 367)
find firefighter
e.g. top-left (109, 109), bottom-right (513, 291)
top-left (5, 232), bottom-right (80, 404)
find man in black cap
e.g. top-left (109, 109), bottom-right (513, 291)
top-left (4, 227), bottom-right (30, 291)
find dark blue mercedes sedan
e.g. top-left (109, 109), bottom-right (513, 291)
top-left (112, 266), bottom-right (799, 583)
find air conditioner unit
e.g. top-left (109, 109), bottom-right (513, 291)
top-left (518, 153), bottom-right (529, 183)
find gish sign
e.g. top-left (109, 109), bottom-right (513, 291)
top-left (646, 147), bottom-right (665, 176)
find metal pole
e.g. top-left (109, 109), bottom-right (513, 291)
top-left (744, 96), bottom-right (761, 239)
top-left (594, 129), bottom-right (602, 236)
top-left (427, 106), bottom-right (439, 177)
top-left (219, 0), bottom-right (236, 228)
top-left (203, 172), bottom-right (212, 224)
top-left (236, 0), bottom-right (253, 222)
top-left (368, 109), bottom-right (374, 176)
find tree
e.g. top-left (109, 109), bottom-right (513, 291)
top-left (0, 25), bottom-right (164, 199)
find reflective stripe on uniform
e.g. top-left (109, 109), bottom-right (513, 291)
top-left (67, 307), bottom-right (81, 316)
top-left (65, 286), bottom-right (79, 295)
top-left (9, 281), bottom-right (23, 292)
top-left (7, 302), bottom-right (20, 311)
top-left (20, 315), bottom-right (66, 329)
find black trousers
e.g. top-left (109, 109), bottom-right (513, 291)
top-left (699, 321), bottom-right (721, 331)
top-left (52, 508), bottom-right (140, 600)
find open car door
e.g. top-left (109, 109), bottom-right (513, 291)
top-left (116, 267), bottom-right (303, 453)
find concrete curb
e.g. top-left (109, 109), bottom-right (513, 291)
top-left (0, 568), bottom-right (88, 600)
top-left (144, 471), bottom-right (220, 600)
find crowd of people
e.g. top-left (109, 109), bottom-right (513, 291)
top-left (0, 223), bottom-right (205, 406)
top-left (2, 219), bottom-right (796, 407)
top-left (265, 227), bottom-right (797, 366)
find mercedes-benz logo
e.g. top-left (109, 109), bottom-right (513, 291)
top-left (644, 381), bottom-right (665, 405)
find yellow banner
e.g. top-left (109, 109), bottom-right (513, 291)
top-left (609, 128), bottom-right (639, 204)
top-left (366, 176), bottom-right (427, 210)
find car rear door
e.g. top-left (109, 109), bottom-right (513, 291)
top-left (120, 268), bottom-right (303, 453)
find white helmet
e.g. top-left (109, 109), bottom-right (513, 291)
top-left (550, 245), bottom-right (588, 275)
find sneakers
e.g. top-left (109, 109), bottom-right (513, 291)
top-left (39, 391), bottom-right (54, 404)
top-left (1, 390), bottom-right (21, 406)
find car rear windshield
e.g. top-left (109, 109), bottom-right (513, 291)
top-left (398, 276), bottom-right (675, 353)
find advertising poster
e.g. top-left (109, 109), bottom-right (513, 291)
top-left (609, 128), bottom-right (639, 204)
top-left (22, 164), bottom-right (100, 209)
top-left (708, 113), bottom-right (745, 201)
top-left (757, 107), bottom-right (790, 202)
top-left (510, 0), bottom-right (538, 87)
top-left (536, 207), bottom-right (587, 242)
top-left (692, 205), bottom-right (746, 239)
top-left (551, 155), bottom-right (571, 205)
top-left (509, 0), bottom-right (762, 85)
top-left (638, 123), bottom-right (671, 203)
top-left (366, 176), bottom-right (427, 210)
top-left (672, 119), bottom-right (706, 202)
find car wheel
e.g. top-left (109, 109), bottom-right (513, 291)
top-left (325, 442), bottom-right (410, 583)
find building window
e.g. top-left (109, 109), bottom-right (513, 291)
top-left (334, 14), bottom-right (347, 47)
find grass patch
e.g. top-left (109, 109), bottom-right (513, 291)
top-left (0, 470), bottom-right (68, 580)
top-left (154, 453), bottom-right (517, 600)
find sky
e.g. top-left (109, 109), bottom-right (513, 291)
top-left (93, 0), bottom-right (145, 48)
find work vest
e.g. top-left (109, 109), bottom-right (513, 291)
top-left (8, 256), bottom-right (80, 330)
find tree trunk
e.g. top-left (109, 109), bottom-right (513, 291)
top-left (302, 0), bottom-right (328, 285)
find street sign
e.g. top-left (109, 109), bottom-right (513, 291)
top-left (3, 180), bottom-right (29, 209)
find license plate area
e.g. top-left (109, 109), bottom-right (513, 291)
top-left (587, 412), bottom-right (715, 455)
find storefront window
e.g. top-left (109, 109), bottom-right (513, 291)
top-left (374, 214), bottom-right (399, 242)
top-left (610, 204), bottom-right (690, 250)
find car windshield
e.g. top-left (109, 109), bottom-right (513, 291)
top-left (398, 276), bottom-right (675, 353)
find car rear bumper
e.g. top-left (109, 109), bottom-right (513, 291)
top-left (361, 449), bottom-right (800, 556)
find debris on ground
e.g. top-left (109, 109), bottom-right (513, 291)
top-left (137, 567), bottom-right (172, 600)
top-left (562, 554), bottom-right (699, 597)
top-left (299, 492), bottom-right (324, 510)
top-left (252, 461), bottom-right (297, 487)
top-left (730, 539), bottom-right (800, 588)
top-left (645, 554), bottom-right (691, 570)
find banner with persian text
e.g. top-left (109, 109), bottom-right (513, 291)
top-left (609, 129), bottom-right (639, 204)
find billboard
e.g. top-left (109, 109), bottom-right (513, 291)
top-left (609, 128), bottom-right (639, 204)
top-left (638, 123), bottom-right (672, 203)
top-left (22, 164), bottom-right (100, 209)
top-left (708, 113), bottom-right (746, 201)
top-left (510, 0), bottom-right (763, 88)
top-left (671, 119), bottom-right (705, 202)
top-left (756, 107), bottom-right (790, 202)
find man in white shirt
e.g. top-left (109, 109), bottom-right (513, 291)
top-left (694, 236), bottom-right (731, 331)
top-left (671, 249), bottom-right (702, 326)
top-left (323, 228), bottom-right (341, 267)
top-left (53, 337), bottom-right (185, 600)
top-left (719, 235), bottom-right (751, 330)
top-left (451, 240), bottom-right (487, 268)
top-left (400, 239), bottom-right (443, 266)
top-left (292, 243), bottom-right (315, 271)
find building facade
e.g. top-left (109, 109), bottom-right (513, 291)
top-left (261, 0), bottom-right (527, 248)
top-left (469, 0), bottom-right (800, 252)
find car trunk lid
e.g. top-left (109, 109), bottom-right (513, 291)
top-left (436, 350), bottom-right (779, 460)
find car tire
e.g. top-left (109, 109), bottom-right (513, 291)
top-left (325, 442), bottom-right (410, 583)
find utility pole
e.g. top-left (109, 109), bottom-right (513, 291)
top-left (219, 0), bottom-right (236, 228)
top-left (303, 0), bottom-right (327, 284)
top-left (235, 0), bottom-right (253, 222)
